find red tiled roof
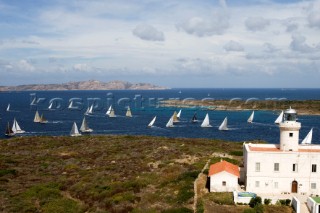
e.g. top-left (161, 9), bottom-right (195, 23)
top-left (208, 160), bottom-right (239, 177)
top-left (249, 146), bottom-right (320, 153)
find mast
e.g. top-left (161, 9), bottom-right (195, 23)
top-left (177, 110), bottom-right (182, 119)
top-left (301, 128), bottom-right (313, 145)
top-left (274, 111), bottom-right (284, 124)
top-left (201, 113), bottom-right (212, 127)
top-left (80, 117), bottom-right (93, 133)
top-left (166, 116), bottom-right (174, 128)
top-left (34, 111), bottom-right (41, 123)
top-left (148, 116), bottom-right (156, 127)
top-left (70, 122), bottom-right (81, 136)
top-left (247, 111), bottom-right (254, 123)
top-left (218, 117), bottom-right (228, 131)
top-left (5, 122), bottom-right (14, 136)
top-left (172, 111), bottom-right (179, 123)
top-left (191, 112), bottom-right (197, 123)
top-left (126, 106), bottom-right (132, 117)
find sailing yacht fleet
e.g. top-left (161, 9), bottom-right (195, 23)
top-left (1, 103), bottom-right (315, 144)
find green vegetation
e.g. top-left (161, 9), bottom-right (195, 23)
top-left (202, 192), bottom-right (235, 205)
top-left (162, 99), bottom-right (320, 115)
top-left (0, 135), bottom-right (243, 212)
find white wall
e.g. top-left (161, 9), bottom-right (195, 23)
top-left (244, 144), bottom-right (320, 195)
top-left (210, 171), bottom-right (238, 192)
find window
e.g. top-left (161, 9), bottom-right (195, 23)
top-left (255, 162), bottom-right (260, 172)
top-left (311, 183), bottom-right (316, 189)
top-left (255, 181), bottom-right (260, 188)
top-left (274, 182), bottom-right (278, 188)
top-left (293, 164), bottom-right (298, 172)
top-left (274, 163), bottom-right (279, 172)
top-left (222, 181), bottom-right (226, 186)
top-left (289, 133), bottom-right (293, 137)
top-left (312, 164), bottom-right (317, 173)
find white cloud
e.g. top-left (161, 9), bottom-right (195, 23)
top-left (73, 63), bottom-right (92, 72)
top-left (308, 12), bottom-right (320, 29)
top-left (245, 17), bottom-right (270, 32)
top-left (132, 24), bottom-right (165, 41)
top-left (16, 60), bottom-right (36, 72)
top-left (224, 41), bottom-right (244, 52)
top-left (290, 34), bottom-right (320, 53)
top-left (176, 11), bottom-right (229, 37)
top-left (263, 43), bottom-right (278, 53)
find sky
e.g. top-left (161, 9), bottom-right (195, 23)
top-left (0, 0), bottom-right (319, 88)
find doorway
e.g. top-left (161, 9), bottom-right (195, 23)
top-left (291, 180), bottom-right (298, 193)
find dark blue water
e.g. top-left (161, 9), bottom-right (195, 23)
top-left (0, 88), bottom-right (319, 143)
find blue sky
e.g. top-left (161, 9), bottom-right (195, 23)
top-left (0, 0), bottom-right (319, 88)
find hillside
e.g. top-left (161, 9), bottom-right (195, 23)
top-left (0, 80), bottom-right (168, 91)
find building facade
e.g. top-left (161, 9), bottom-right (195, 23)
top-left (243, 108), bottom-right (320, 195)
top-left (209, 160), bottom-right (239, 192)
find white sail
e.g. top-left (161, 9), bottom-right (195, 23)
top-left (68, 101), bottom-right (73, 109)
top-left (301, 128), bottom-right (313, 145)
top-left (177, 110), bottom-right (182, 119)
top-left (88, 104), bottom-right (94, 114)
top-left (148, 116), bottom-right (156, 127)
top-left (70, 122), bottom-right (81, 136)
top-left (166, 116), bottom-right (174, 128)
top-left (48, 102), bottom-right (53, 110)
top-left (274, 111), bottom-right (283, 124)
top-left (247, 111), bottom-right (254, 123)
top-left (108, 107), bottom-right (116, 118)
top-left (6, 104), bottom-right (10, 111)
top-left (106, 106), bottom-right (112, 115)
top-left (201, 113), bottom-right (212, 127)
top-left (34, 111), bottom-right (41, 123)
top-left (126, 106), bottom-right (132, 117)
top-left (172, 111), bottom-right (179, 123)
top-left (40, 114), bottom-right (48, 123)
top-left (12, 118), bottom-right (25, 134)
top-left (80, 117), bottom-right (93, 133)
top-left (218, 117), bottom-right (228, 131)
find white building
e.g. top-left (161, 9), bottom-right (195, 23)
top-left (243, 107), bottom-right (320, 195)
top-left (209, 160), bottom-right (240, 192)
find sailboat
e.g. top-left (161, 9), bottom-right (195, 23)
top-left (70, 122), bottom-right (81, 137)
top-left (247, 111), bottom-right (254, 123)
top-left (201, 113), bottom-right (212, 127)
top-left (68, 101), bottom-right (74, 109)
top-left (126, 106), bottom-right (132, 117)
top-left (12, 118), bottom-right (25, 134)
top-left (148, 116), bottom-right (156, 128)
top-left (172, 111), bottom-right (179, 123)
top-left (6, 104), bottom-right (10, 112)
top-left (301, 128), bottom-right (313, 145)
top-left (80, 117), bottom-right (93, 133)
top-left (274, 111), bottom-right (284, 124)
top-left (34, 111), bottom-right (41, 123)
top-left (5, 122), bottom-right (15, 137)
top-left (85, 104), bottom-right (94, 115)
top-left (40, 113), bottom-right (48, 124)
top-left (191, 112), bottom-right (198, 123)
top-left (218, 117), bottom-right (228, 131)
top-left (106, 105), bottom-right (116, 117)
top-left (48, 102), bottom-right (53, 110)
top-left (177, 110), bottom-right (182, 120)
top-left (166, 116), bottom-right (174, 128)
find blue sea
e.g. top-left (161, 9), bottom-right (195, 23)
top-left (0, 88), bottom-right (319, 144)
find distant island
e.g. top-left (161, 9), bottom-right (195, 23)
top-left (0, 80), bottom-right (168, 91)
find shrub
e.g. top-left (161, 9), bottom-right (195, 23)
top-left (243, 208), bottom-right (256, 213)
top-left (285, 199), bottom-right (291, 206)
top-left (162, 207), bottom-right (193, 213)
top-left (249, 196), bottom-right (262, 208)
top-left (0, 169), bottom-right (17, 177)
top-left (264, 198), bottom-right (272, 205)
top-left (254, 203), bottom-right (264, 213)
top-left (229, 151), bottom-right (243, 156)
